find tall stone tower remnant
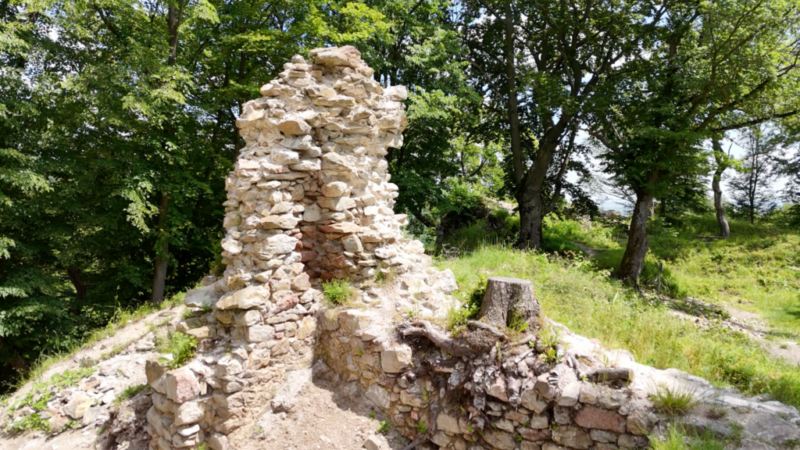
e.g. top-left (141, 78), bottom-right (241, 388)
top-left (219, 45), bottom-right (422, 296)
top-left (145, 46), bottom-right (439, 450)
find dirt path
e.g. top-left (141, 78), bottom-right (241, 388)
top-left (571, 241), bottom-right (600, 258)
top-left (229, 361), bottom-right (408, 450)
top-left (723, 305), bottom-right (800, 366)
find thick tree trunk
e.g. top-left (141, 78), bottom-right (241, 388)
top-left (517, 192), bottom-right (545, 250)
top-left (478, 277), bottom-right (541, 330)
top-left (619, 191), bottom-right (654, 286)
top-left (150, 194), bottom-right (170, 305)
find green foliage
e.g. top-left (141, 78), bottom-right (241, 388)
top-left (377, 419), bottom-right (390, 434)
top-left (542, 216), bottom-right (620, 251)
top-left (321, 280), bottom-right (355, 306)
top-left (651, 424), bottom-right (726, 450)
top-left (651, 385), bottom-right (698, 416)
top-left (157, 332), bottom-right (197, 370)
top-left (414, 420), bottom-right (427, 434)
top-left (446, 275), bottom-right (485, 335)
top-left (0, 0), bottom-right (405, 391)
top-left (507, 310), bottom-right (529, 334)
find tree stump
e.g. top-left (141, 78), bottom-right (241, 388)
top-left (478, 277), bottom-right (541, 330)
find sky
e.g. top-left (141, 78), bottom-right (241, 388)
top-left (568, 130), bottom-right (796, 214)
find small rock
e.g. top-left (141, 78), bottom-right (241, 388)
top-left (364, 435), bottom-right (383, 450)
top-left (63, 392), bottom-right (93, 419)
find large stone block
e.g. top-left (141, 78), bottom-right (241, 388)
top-left (574, 405), bottom-right (626, 433)
top-left (552, 426), bottom-right (592, 449)
top-left (278, 117), bottom-right (311, 135)
top-left (183, 284), bottom-right (221, 308)
top-left (164, 367), bottom-right (200, 404)
top-left (365, 383), bottom-right (391, 409)
top-left (174, 400), bottom-right (204, 426)
top-left (216, 285), bottom-right (270, 310)
top-left (380, 346), bottom-right (412, 373)
top-left (311, 45), bottom-right (362, 68)
top-left (482, 429), bottom-right (517, 450)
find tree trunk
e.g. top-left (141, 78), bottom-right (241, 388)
top-left (150, 2), bottom-right (183, 305)
top-left (712, 140), bottom-right (730, 238)
top-left (150, 194), bottom-right (170, 305)
top-left (67, 266), bottom-right (87, 301)
top-left (618, 191), bottom-right (654, 286)
top-left (517, 192), bottom-right (545, 250)
top-left (501, 2), bottom-right (523, 186)
top-left (478, 277), bottom-right (541, 330)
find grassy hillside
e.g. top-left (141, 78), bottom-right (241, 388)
top-left (437, 215), bottom-right (800, 408)
top-left (592, 216), bottom-right (800, 339)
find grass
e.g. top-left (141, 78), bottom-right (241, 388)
top-left (115, 383), bottom-right (148, 404)
top-left (438, 245), bottom-right (800, 408)
top-left (651, 424), bottom-right (726, 450)
top-left (375, 265), bottom-right (397, 287)
top-left (322, 279), bottom-right (355, 306)
top-left (377, 419), bottom-right (390, 434)
top-left (650, 384), bottom-right (698, 416)
top-left (157, 331), bottom-right (198, 369)
top-left (445, 275), bottom-right (484, 335)
top-left (592, 216), bottom-right (800, 339)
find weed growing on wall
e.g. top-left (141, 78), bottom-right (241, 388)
top-left (322, 280), bottom-right (355, 306)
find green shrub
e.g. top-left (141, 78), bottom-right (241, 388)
top-left (322, 279), bottom-right (355, 306)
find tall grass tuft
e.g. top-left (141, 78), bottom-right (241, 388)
top-left (650, 384), bottom-right (698, 416)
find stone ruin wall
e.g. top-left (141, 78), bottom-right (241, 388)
top-left (317, 308), bottom-right (653, 450)
top-left (143, 46), bottom-right (431, 450)
top-left (142, 47), bottom-right (800, 450)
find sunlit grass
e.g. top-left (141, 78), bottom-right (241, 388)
top-left (438, 245), bottom-right (800, 407)
top-left (587, 215), bottom-right (800, 338)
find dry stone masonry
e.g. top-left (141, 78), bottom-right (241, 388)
top-left (141, 46), bottom-right (800, 450)
top-left (143, 46), bottom-right (437, 450)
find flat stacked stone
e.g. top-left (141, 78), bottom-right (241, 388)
top-left (144, 46), bottom-right (428, 450)
top-left (219, 44), bottom-right (420, 291)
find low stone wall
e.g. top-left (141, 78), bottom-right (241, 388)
top-left (316, 306), bottom-right (654, 450)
